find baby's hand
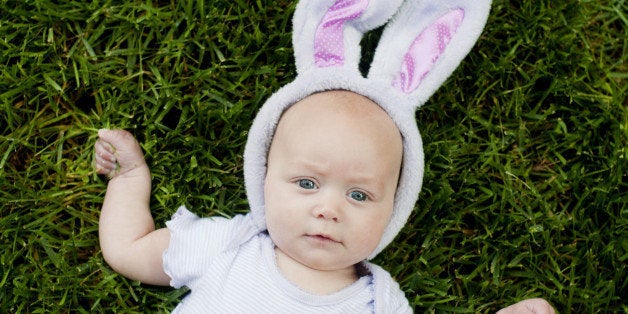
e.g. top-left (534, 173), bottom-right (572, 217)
top-left (94, 129), bottom-right (147, 179)
top-left (496, 298), bottom-right (555, 314)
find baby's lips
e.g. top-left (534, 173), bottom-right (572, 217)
top-left (308, 233), bottom-right (341, 243)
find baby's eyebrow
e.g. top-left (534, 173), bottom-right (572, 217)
top-left (287, 159), bottom-right (331, 179)
top-left (292, 159), bottom-right (386, 191)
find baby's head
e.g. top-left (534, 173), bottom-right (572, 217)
top-left (244, 0), bottom-right (491, 262)
top-left (263, 90), bottom-right (402, 269)
top-left (243, 74), bottom-right (426, 261)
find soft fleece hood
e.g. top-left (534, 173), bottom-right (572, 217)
top-left (243, 0), bottom-right (491, 258)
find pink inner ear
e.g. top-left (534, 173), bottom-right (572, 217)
top-left (314, 0), bottom-right (369, 68)
top-left (393, 9), bottom-right (465, 94)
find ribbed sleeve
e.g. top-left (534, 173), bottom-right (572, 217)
top-left (163, 206), bottom-right (259, 290)
top-left (368, 263), bottom-right (413, 313)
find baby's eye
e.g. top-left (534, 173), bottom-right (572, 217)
top-left (349, 191), bottom-right (368, 202)
top-left (298, 179), bottom-right (316, 190)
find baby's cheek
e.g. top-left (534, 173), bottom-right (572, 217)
top-left (354, 226), bottom-right (385, 256)
top-left (361, 215), bottom-right (390, 248)
top-left (265, 209), bottom-right (288, 243)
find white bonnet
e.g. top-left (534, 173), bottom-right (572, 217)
top-left (243, 0), bottom-right (491, 258)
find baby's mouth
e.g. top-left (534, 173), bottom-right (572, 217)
top-left (307, 233), bottom-right (340, 243)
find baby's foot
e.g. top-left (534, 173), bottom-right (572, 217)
top-left (496, 298), bottom-right (555, 314)
top-left (94, 129), bottom-right (147, 179)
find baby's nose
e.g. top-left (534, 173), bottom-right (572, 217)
top-left (313, 194), bottom-right (342, 222)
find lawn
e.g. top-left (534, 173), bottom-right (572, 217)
top-left (1, 0), bottom-right (626, 312)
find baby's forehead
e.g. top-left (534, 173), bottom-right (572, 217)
top-left (280, 90), bottom-right (395, 125)
top-left (272, 90), bottom-right (403, 158)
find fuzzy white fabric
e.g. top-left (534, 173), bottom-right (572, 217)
top-left (292, 0), bottom-right (405, 75)
top-left (369, 0), bottom-right (493, 107)
top-left (243, 0), bottom-right (491, 259)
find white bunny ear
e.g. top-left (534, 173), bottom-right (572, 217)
top-left (369, 0), bottom-right (492, 108)
top-left (292, 0), bottom-right (404, 75)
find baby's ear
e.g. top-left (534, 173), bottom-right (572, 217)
top-left (368, 0), bottom-right (492, 109)
top-left (291, 0), bottom-right (404, 75)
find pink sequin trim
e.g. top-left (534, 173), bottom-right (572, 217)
top-left (314, 0), bottom-right (369, 68)
top-left (393, 9), bottom-right (465, 94)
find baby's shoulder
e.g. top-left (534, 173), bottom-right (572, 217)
top-left (167, 206), bottom-right (259, 241)
top-left (363, 262), bottom-right (413, 313)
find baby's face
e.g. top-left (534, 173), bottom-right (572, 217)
top-left (264, 90), bottom-right (403, 273)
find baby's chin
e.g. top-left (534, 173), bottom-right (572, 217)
top-left (295, 253), bottom-right (367, 274)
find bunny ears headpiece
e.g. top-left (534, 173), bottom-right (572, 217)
top-left (244, 0), bottom-right (491, 259)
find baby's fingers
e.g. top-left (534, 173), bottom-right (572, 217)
top-left (94, 141), bottom-right (118, 177)
top-left (94, 129), bottom-right (147, 178)
top-left (94, 152), bottom-right (117, 176)
top-left (95, 139), bottom-right (117, 162)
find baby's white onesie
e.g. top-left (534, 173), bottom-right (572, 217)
top-left (163, 206), bottom-right (411, 313)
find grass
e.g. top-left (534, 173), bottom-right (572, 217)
top-left (0, 0), bottom-right (625, 312)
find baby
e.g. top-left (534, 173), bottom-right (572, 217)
top-left (94, 0), bottom-right (555, 312)
top-left (95, 92), bottom-right (554, 313)
top-left (96, 91), bottom-right (411, 311)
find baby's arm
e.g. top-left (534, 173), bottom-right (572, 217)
top-left (95, 129), bottom-right (171, 286)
